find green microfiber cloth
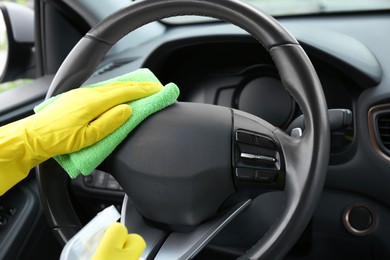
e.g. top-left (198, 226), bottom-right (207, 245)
top-left (35, 68), bottom-right (180, 178)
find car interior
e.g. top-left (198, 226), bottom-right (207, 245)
top-left (1, 0), bottom-right (390, 259)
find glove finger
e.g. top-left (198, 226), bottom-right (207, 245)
top-left (94, 81), bottom-right (163, 108)
top-left (92, 223), bottom-right (129, 260)
top-left (53, 82), bottom-right (161, 121)
top-left (84, 104), bottom-right (132, 147)
top-left (101, 222), bottom-right (129, 248)
top-left (124, 233), bottom-right (147, 257)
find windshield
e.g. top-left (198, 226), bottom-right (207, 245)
top-left (160, 0), bottom-right (390, 24)
top-left (69, 0), bottom-right (390, 26)
top-left (245, 0), bottom-right (390, 16)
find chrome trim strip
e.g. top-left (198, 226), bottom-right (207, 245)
top-left (240, 152), bottom-right (276, 162)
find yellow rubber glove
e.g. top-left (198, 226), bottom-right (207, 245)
top-left (93, 222), bottom-right (146, 260)
top-left (0, 82), bottom-right (162, 195)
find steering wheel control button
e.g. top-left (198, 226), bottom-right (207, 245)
top-left (0, 214), bottom-right (7, 229)
top-left (0, 205), bottom-right (16, 216)
top-left (254, 135), bottom-right (276, 149)
top-left (254, 170), bottom-right (278, 183)
top-left (240, 153), bottom-right (276, 163)
top-left (91, 171), bottom-right (107, 188)
top-left (236, 130), bottom-right (276, 149)
top-left (83, 170), bottom-right (123, 191)
top-left (235, 168), bottom-right (255, 181)
top-left (107, 175), bottom-right (123, 191)
top-left (235, 168), bottom-right (278, 183)
top-left (236, 131), bottom-right (256, 145)
top-left (291, 127), bottom-right (303, 138)
top-left (234, 130), bottom-right (282, 186)
top-left (343, 205), bottom-right (376, 236)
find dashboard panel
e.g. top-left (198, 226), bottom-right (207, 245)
top-left (72, 29), bottom-right (365, 221)
top-left (23, 9), bottom-right (389, 259)
top-left (143, 37), bottom-right (356, 158)
top-left (2, 2), bottom-right (390, 259)
top-left (65, 14), bottom-right (390, 259)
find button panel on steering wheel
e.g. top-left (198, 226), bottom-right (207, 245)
top-left (234, 130), bottom-right (283, 186)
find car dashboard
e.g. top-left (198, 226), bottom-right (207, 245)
top-left (63, 12), bottom-right (390, 259)
top-left (1, 6), bottom-right (390, 259)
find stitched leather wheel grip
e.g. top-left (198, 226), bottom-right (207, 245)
top-left (37, 0), bottom-right (330, 259)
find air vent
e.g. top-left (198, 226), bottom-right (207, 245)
top-left (368, 104), bottom-right (390, 161)
top-left (377, 114), bottom-right (390, 150)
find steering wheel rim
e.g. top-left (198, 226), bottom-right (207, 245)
top-left (37, 0), bottom-right (330, 259)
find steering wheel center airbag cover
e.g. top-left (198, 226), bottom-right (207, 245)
top-left (105, 103), bottom-right (235, 226)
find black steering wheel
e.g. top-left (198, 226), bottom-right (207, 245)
top-left (37, 0), bottom-right (330, 259)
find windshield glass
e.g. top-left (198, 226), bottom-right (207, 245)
top-left (245, 0), bottom-right (390, 16)
top-left (161, 0), bottom-right (390, 24)
top-left (72, 0), bottom-right (390, 26)
top-left (65, 0), bottom-right (390, 27)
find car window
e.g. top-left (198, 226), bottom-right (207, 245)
top-left (1, 0), bottom-right (33, 8)
top-left (0, 10), bottom-right (7, 79)
top-left (0, 0), bottom-right (33, 93)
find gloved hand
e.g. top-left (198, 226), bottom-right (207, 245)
top-left (92, 222), bottom-right (146, 260)
top-left (0, 81), bottom-right (162, 195)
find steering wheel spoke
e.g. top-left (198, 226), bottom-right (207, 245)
top-left (122, 196), bottom-right (251, 260)
top-left (274, 129), bottom-right (311, 200)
